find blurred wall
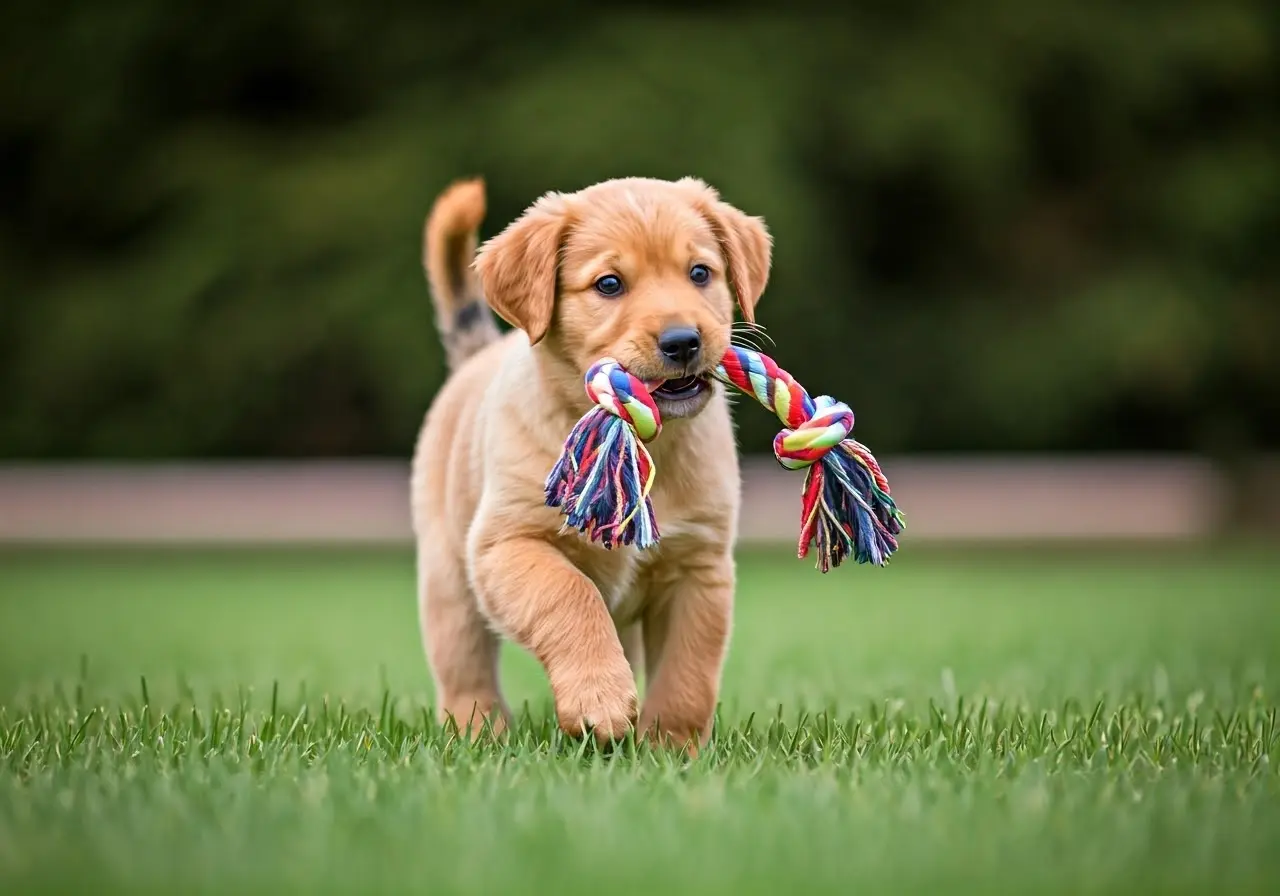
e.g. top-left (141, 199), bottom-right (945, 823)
top-left (2, 2), bottom-right (1277, 461)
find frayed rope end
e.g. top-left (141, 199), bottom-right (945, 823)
top-left (544, 408), bottom-right (659, 551)
top-left (796, 441), bottom-right (906, 572)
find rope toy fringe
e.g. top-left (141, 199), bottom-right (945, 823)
top-left (543, 359), bottom-right (662, 550)
top-left (544, 346), bottom-right (906, 571)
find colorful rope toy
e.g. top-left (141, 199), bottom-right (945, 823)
top-left (544, 345), bottom-right (905, 572)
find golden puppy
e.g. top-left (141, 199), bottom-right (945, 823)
top-left (411, 176), bottom-right (771, 752)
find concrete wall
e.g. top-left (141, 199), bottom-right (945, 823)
top-left (2, 455), bottom-right (1269, 546)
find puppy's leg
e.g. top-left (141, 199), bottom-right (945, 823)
top-left (638, 550), bottom-right (734, 755)
top-left (418, 545), bottom-right (508, 736)
top-left (618, 622), bottom-right (645, 684)
top-left (472, 533), bottom-right (637, 744)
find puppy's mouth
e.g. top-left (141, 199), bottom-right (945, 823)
top-left (651, 374), bottom-right (710, 402)
top-left (642, 373), bottom-right (714, 420)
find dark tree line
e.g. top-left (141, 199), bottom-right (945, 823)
top-left (2, 2), bottom-right (1276, 458)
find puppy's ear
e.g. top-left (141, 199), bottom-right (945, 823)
top-left (679, 178), bottom-right (773, 324)
top-left (474, 192), bottom-right (570, 345)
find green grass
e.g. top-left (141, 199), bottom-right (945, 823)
top-left (1, 543), bottom-right (1278, 894)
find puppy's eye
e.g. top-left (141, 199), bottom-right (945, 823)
top-left (594, 275), bottom-right (624, 298)
top-left (689, 264), bottom-right (711, 286)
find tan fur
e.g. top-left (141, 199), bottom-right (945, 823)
top-left (411, 176), bottom-right (772, 753)
top-left (423, 177), bottom-right (503, 370)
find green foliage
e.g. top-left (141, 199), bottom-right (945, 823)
top-left (2, 3), bottom-right (1277, 457)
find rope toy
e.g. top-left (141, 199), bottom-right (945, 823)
top-left (544, 345), bottom-right (905, 571)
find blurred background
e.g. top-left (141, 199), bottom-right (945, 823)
top-left (1, 1), bottom-right (1278, 543)
top-left (4, 11), bottom-right (1279, 887)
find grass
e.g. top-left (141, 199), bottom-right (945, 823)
top-left (1, 543), bottom-right (1278, 894)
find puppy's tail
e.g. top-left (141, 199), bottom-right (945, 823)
top-left (423, 177), bottom-right (502, 370)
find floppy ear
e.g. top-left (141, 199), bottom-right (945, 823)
top-left (474, 192), bottom-right (570, 345)
top-left (679, 178), bottom-right (773, 324)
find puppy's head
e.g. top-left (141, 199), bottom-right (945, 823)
top-left (474, 177), bottom-right (771, 419)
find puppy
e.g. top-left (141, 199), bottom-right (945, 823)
top-left (411, 176), bottom-right (771, 752)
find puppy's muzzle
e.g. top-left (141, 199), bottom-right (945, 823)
top-left (651, 326), bottom-right (712, 406)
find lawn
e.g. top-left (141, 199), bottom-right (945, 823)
top-left (1, 543), bottom-right (1278, 894)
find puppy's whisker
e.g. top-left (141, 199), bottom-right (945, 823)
top-left (732, 321), bottom-right (773, 343)
top-left (731, 321), bottom-right (776, 348)
top-left (730, 331), bottom-right (773, 349)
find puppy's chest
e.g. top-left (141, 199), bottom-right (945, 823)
top-left (646, 453), bottom-right (737, 552)
top-left (559, 440), bottom-right (737, 619)
top-left (558, 504), bottom-right (715, 622)
top-left (559, 536), bottom-right (640, 616)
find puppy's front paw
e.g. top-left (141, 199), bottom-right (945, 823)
top-left (553, 663), bottom-right (638, 744)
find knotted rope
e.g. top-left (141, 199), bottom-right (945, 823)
top-left (544, 346), bottom-right (905, 571)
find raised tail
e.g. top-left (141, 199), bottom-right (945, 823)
top-left (423, 177), bottom-right (502, 370)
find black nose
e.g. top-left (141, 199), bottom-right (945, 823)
top-left (658, 327), bottom-right (702, 366)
